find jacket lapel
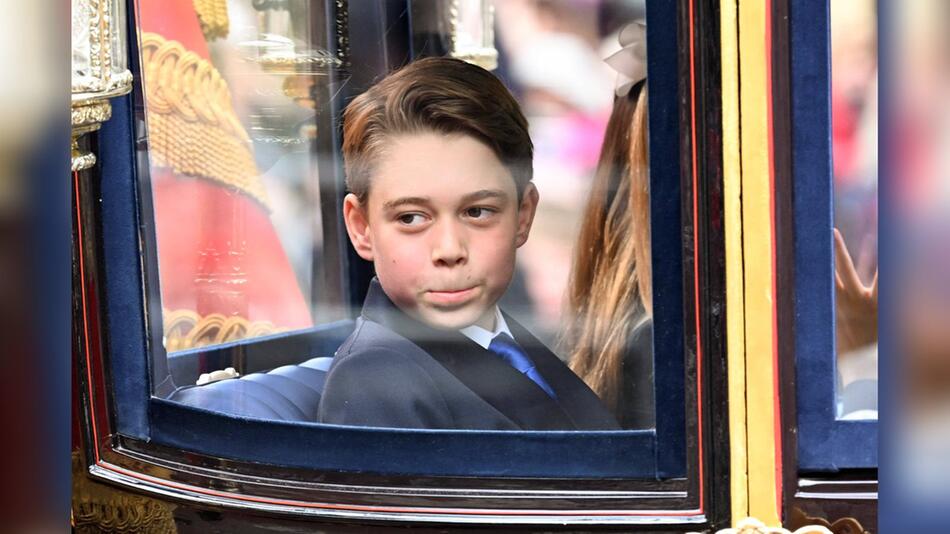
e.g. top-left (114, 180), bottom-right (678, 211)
top-left (505, 312), bottom-right (622, 430)
top-left (360, 279), bottom-right (576, 430)
top-left (418, 334), bottom-right (576, 431)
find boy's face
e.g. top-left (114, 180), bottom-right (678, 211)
top-left (343, 132), bottom-right (538, 331)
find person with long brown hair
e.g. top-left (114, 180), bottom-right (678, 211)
top-left (564, 22), bottom-right (654, 429)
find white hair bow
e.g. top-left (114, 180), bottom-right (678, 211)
top-left (605, 21), bottom-right (647, 97)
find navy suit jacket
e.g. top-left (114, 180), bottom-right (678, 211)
top-left (317, 280), bottom-right (620, 430)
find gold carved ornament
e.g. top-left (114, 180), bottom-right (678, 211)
top-left (690, 517), bottom-right (834, 534)
top-left (72, 452), bottom-right (176, 533)
top-left (72, 0), bottom-right (134, 170)
top-left (164, 308), bottom-right (286, 352)
top-left (789, 508), bottom-right (870, 534)
top-left (140, 32), bottom-right (269, 207)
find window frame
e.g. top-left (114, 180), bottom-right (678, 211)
top-left (781, 0), bottom-right (878, 473)
top-left (772, 0), bottom-right (878, 530)
top-left (73, 0), bottom-right (731, 528)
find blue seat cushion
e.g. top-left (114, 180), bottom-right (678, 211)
top-left (168, 357), bottom-right (333, 422)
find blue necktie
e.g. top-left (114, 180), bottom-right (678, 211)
top-left (488, 333), bottom-right (557, 399)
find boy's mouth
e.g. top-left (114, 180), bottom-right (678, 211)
top-left (425, 286), bottom-right (478, 306)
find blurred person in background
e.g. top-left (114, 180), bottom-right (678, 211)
top-left (563, 21), bottom-right (653, 429)
top-left (833, 227), bottom-right (878, 419)
top-left (831, 0), bottom-right (879, 419)
top-left (891, 0), bottom-right (950, 509)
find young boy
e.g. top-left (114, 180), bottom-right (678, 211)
top-left (317, 57), bottom-right (619, 430)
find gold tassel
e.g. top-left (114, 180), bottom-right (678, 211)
top-left (193, 0), bottom-right (230, 41)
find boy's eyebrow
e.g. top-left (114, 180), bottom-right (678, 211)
top-left (460, 189), bottom-right (509, 203)
top-left (382, 190), bottom-right (509, 211)
top-left (383, 196), bottom-right (432, 211)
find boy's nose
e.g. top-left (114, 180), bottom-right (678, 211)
top-left (431, 222), bottom-right (467, 267)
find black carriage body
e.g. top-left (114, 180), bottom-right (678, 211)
top-left (70, 0), bottom-right (877, 531)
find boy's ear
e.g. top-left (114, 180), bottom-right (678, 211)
top-left (515, 183), bottom-right (539, 248)
top-left (343, 193), bottom-right (375, 261)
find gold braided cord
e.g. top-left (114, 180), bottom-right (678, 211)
top-left (164, 308), bottom-right (286, 351)
top-left (194, 0), bottom-right (230, 41)
top-left (140, 32), bottom-right (269, 207)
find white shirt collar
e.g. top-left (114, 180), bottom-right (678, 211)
top-left (458, 306), bottom-right (513, 349)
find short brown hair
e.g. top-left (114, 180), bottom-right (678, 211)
top-left (342, 57), bottom-right (533, 203)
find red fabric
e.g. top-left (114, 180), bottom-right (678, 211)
top-left (152, 170), bottom-right (312, 329)
top-left (831, 90), bottom-right (858, 183)
top-left (137, 0), bottom-right (210, 60)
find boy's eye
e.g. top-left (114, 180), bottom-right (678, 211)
top-left (465, 206), bottom-right (496, 219)
top-left (397, 213), bottom-right (426, 226)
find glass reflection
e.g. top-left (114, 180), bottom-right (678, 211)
top-left (137, 0), bottom-right (339, 355)
top-left (152, 0), bottom-right (657, 430)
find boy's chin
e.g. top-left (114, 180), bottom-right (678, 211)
top-left (413, 307), bottom-right (492, 331)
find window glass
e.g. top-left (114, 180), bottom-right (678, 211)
top-left (143, 0), bottom-right (659, 433)
top-left (136, 0), bottom-right (341, 358)
top-left (493, 0), bottom-right (655, 430)
top-left (831, 0), bottom-right (878, 420)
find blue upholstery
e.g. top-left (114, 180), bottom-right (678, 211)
top-left (168, 357), bottom-right (334, 422)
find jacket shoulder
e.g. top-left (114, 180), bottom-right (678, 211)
top-left (317, 319), bottom-right (455, 428)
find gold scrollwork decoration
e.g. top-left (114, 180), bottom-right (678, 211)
top-left (72, 452), bottom-right (176, 533)
top-left (789, 508), bottom-right (870, 534)
top-left (71, 100), bottom-right (112, 135)
top-left (72, 0), bottom-right (133, 171)
top-left (72, 0), bottom-right (134, 96)
top-left (72, 140), bottom-right (97, 172)
top-left (71, 100), bottom-right (112, 170)
top-left (336, 0), bottom-right (350, 69)
top-left (72, 70), bottom-right (135, 99)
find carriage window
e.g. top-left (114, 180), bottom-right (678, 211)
top-left (791, 0), bottom-right (877, 472)
top-left (831, 0), bottom-right (877, 421)
top-left (136, 0), bottom-right (662, 434)
top-left (75, 0), bottom-right (721, 511)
